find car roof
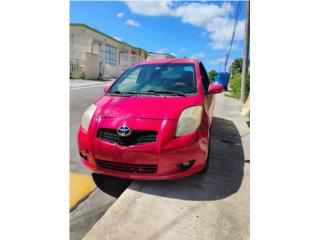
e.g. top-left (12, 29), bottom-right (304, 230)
top-left (136, 58), bottom-right (200, 66)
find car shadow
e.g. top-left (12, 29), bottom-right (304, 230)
top-left (92, 173), bottom-right (132, 198)
top-left (130, 117), bottom-right (245, 201)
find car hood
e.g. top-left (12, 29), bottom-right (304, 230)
top-left (95, 95), bottom-right (201, 120)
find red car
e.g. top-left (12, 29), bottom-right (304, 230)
top-left (78, 58), bottom-right (223, 180)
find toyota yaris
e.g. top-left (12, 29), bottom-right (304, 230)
top-left (78, 58), bottom-right (223, 180)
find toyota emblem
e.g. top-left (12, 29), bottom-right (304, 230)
top-left (117, 125), bottom-right (131, 137)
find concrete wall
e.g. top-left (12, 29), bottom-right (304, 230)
top-left (85, 53), bottom-right (99, 80)
top-left (70, 28), bottom-right (92, 62)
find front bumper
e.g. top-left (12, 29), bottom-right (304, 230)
top-left (77, 118), bottom-right (209, 180)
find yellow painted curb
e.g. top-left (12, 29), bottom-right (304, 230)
top-left (70, 173), bottom-right (96, 209)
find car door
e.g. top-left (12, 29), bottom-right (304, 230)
top-left (199, 62), bottom-right (215, 122)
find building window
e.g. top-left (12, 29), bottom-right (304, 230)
top-left (99, 44), bottom-right (118, 66)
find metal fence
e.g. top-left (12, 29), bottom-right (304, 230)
top-left (70, 47), bottom-right (145, 79)
top-left (70, 58), bottom-right (85, 79)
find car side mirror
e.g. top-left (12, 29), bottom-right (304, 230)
top-left (103, 84), bottom-right (112, 93)
top-left (208, 83), bottom-right (223, 94)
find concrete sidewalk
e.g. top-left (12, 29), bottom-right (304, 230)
top-left (70, 79), bottom-right (115, 89)
top-left (83, 94), bottom-right (250, 240)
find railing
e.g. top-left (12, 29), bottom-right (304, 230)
top-left (70, 53), bottom-right (144, 79)
top-left (70, 58), bottom-right (85, 79)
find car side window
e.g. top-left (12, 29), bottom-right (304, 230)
top-left (199, 62), bottom-right (210, 93)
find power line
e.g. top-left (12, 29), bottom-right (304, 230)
top-left (224, 1), bottom-right (242, 72)
top-left (220, 2), bottom-right (232, 73)
top-left (222, 3), bottom-right (232, 49)
top-left (224, 1), bottom-right (242, 71)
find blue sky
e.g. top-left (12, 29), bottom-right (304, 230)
top-left (70, 1), bottom-right (246, 72)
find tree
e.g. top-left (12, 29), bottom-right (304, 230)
top-left (230, 58), bottom-right (250, 76)
top-left (208, 70), bottom-right (218, 81)
top-left (228, 58), bottom-right (250, 99)
top-left (230, 58), bottom-right (243, 76)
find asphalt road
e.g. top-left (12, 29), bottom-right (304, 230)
top-left (70, 83), bottom-right (132, 240)
top-left (70, 85), bottom-right (105, 174)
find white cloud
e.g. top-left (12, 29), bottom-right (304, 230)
top-left (206, 18), bottom-right (245, 50)
top-left (207, 41), bottom-right (240, 51)
top-left (124, 1), bottom-right (244, 51)
top-left (156, 47), bottom-right (169, 53)
top-left (174, 3), bottom-right (227, 27)
top-left (208, 56), bottom-right (233, 70)
top-left (179, 48), bottom-right (186, 52)
top-left (208, 56), bottom-right (225, 65)
top-left (117, 12), bottom-right (124, 18)
top-left (114, 36), bottom-right (122, 42)
top-left (124, 1), bottom-right (174, 16)
top-left (125, 19), bottom-right (141, 27)
top-left (191, 52), bottom-right (206, 59)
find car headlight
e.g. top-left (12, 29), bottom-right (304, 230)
top-left (175, 106), bottom-right (203, 137)
top-left (81, 104), bottom-right (97, 131)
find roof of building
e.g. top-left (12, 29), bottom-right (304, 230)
top-left (70, 23), bottom-right (148, 53)
top-left (136, 58), bottom-right (199, 65)
top-left (148, 52), bottom-right (176, 57)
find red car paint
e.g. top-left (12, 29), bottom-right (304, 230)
top-left (78, 58), bottom-right (223, 180)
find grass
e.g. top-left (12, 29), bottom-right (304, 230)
top-left (224, 73), bottom-right (250, 100)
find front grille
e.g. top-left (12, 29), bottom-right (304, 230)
top-left (97, 128), bottom-right (157, 146)
top-left (96, 159), bottom-right (157, 174)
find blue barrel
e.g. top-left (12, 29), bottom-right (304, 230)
top-left (215, 72), bottom-right (231, 90)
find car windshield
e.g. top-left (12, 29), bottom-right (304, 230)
top-left (108, 63), bottom-right (197, 95)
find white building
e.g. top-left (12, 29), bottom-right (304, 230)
top-left (70, 23), bottom-right (148, 79)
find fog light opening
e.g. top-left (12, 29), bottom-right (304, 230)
top-left (180, 160), bottom-right (195, 171)
top-left (79, 151), bottom-right (88, 160)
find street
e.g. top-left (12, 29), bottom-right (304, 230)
top-left (70, 81), bottom-right (132, 240)
top-left (70, 83), bottom-right (105, 174)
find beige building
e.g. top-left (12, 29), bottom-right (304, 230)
top-left (70, 23), bottom-right (148, 79)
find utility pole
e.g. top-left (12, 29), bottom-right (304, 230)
top-left (241, 0), bottom-right (250, 103)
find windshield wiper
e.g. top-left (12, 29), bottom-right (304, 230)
top-left (108, 90), bottom-right (155, 96)
top-left (108, 90), bottom-right (186, 97)
top-left (146, 90), bottom-right (186, 96)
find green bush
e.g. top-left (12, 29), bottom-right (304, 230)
top-left (229, 73), bottom-right (250, 99)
